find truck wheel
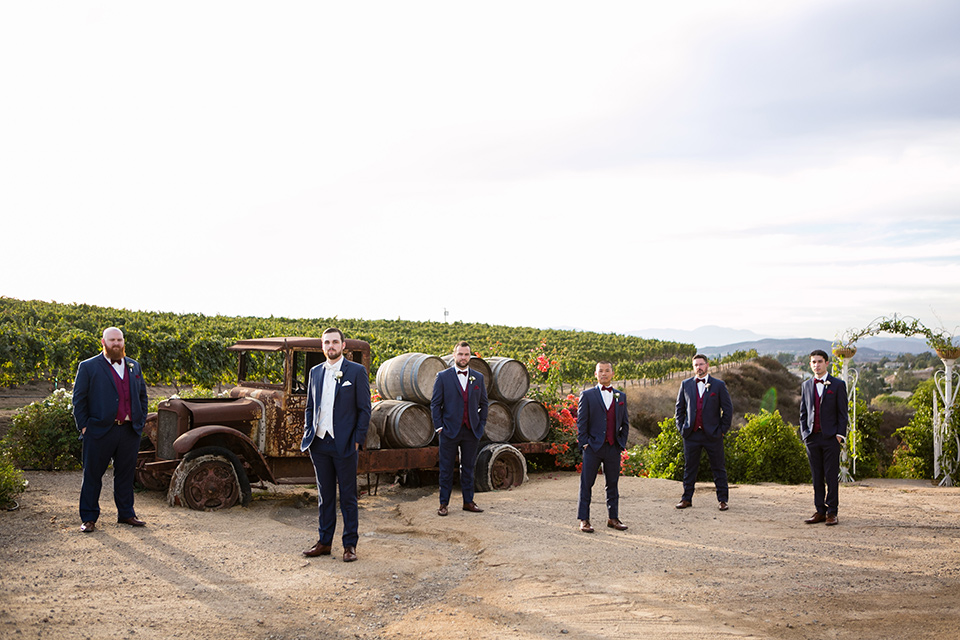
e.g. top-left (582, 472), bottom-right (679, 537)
top-left (168, 446), bottom-right (252, 510)
top-left (474, 443), bottom-right (527, 493)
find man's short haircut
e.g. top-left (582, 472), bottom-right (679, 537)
top-left (454, 340), bottom-right (471, 352)
top-left (809, 349), bottom-right (830, 361)
top-left (322, 327), bottom-right (345, 341)
top-left (596, 360), bottom-right (613, 368)
top-left (693, 354), bottom-right (709, 363)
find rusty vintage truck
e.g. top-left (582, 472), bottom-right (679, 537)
top-left (137, 337), bottom-right (539, 510)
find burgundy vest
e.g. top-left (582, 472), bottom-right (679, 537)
top-left (460, 373), bottom-right (471, 430)
top-left (694, 383), bottom-right (705, 431)
top-left (605, 392), bottom-right (616, 445)
top-left (813, 381), bottom-right (822, 433)
top-left (109, 361), bottom-right (133, 424)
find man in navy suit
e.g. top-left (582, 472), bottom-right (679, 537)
top-left (576, 361), bottom-right (630, 533)
top-left (674, 354), bottom-right (734, 510)
top-left (799, 349), bottom-right (848, 526)
top-left (301, 328), bottom-right (372, 562)
top-left (72, 327), bottom-right (149, 533)
top-left (431, 341), bottom-right (488, 516)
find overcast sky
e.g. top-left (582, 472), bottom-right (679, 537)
top-left (2, 1), bottom-right (958, 342)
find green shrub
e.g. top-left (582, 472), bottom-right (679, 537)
top-left (727, 410), bottom-right (810, 484)
top-left (640, 417), bottom-right (684, 480)
top-left (0, 453), bottom-right (27, 508)
top-left (885, 379), bottom-right (958, 482)
top-left (0, 389), bottom-right (82, 470)
top-left (848, 399), bottom-right (890, 479)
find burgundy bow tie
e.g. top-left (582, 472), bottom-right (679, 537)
top-left (601, 386), bottom-right (613, 392)
top-left (458, 370), bottom-right (468, 376)
top-left (696, 378), bottom-right (707, 383)
top-left (111, 359), bottom-right (122, 365)
top-left (815, 378), bottom-right (825, 384)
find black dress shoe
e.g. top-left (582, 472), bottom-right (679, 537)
top-left (303, 541), bottom-right (332, 557)
top-left (80, 521), bottom-right (96, 533)
top-left (342, 546), bottom-right (358, 562)
top-left (462, 502), bottom-right (484, 513)
top-left (804, 512), bottom-right (827, 524)
top-left (117, 517), bottom-right (146, 527)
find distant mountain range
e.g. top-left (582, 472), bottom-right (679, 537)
top-left (628, 326), bottom-right (935, 360)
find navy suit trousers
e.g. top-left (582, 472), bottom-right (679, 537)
top-left (308, 434), bottom-right (359, 547)
top-left (681, 430), bottom-right (728, 502)
top-left (805, 431), bottom-right (841, 515)
top-left (438, 426), bottom-right (480, 506)
top-left (79, 422), bottom-right (141, 522)
top-left (577, 442), bottom-right (621, 521)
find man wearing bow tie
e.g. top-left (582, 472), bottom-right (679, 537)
top-left (674, 354), bottom-right (734, 510)
top-left (799, 349), bottom-right (848, 526)
top-left (576, 361), bottom-right (630, 533)
top-left (72, 327), bottom-right (149, 533)
top-left (301, 328), bottom-right (371, 562)
top-left (431, 341), bottom-right (488, 517)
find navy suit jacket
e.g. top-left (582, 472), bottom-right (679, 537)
top-left (430, 367), bottom-right (488, 439)
top-left (577, 386), bottom-right (629, 452)
top-left (301, 358), bottom-right (372, 456)
top-left (675, 376), bottom-right (733, 439)
top-left (73, 354), bottom-right (148, 440)
top-left (799, 375), bottom-right (848, 441)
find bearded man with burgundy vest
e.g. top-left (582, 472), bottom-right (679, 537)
top-left (576, 361), bottom-right (630, 533)
top-left (431, 341), bottom-right (488, 517)
top-left (72, 327), bottom-right (149, 533)
top-left (674, 354), bottom-right (734, 511)
top-left (799, 349), bottom-right (848, 526)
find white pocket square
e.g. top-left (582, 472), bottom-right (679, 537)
top-left (342, 380), bottom-right (352, 387)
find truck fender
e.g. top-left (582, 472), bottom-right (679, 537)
top-left (172, 425), bottom-right (276, 484)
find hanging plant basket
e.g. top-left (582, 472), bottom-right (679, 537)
top-left (935, 346), bottom-right (960, 360)
top-left (833, 346), bottom-right (857, 359)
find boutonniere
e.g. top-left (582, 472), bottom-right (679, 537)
top-left (614, 392), bottom-right (621, 401)
top-left (334, 371), bottom-right (343, 383)
top-left (127, 362), bottom-right (134, 371)
top-left (704, 383), bottom-right (711, 391)
top-left (823, 379), bottom-right (831, 387)
top-left (469, 376), bottom-right (476, 383)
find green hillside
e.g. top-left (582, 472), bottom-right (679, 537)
top-left (0, 298), bottom-right (695, 388)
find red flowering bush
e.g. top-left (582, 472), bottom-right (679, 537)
top-left (545, 393), bottom-right (581, 470)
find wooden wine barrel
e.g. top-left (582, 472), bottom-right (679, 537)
top-left (370, 400), bottom-right (435, 449)
top-left (474, 443), bottom-right (527, 492)
top-left (485, 357), bottom-right (530, 402)
top-left (510, 398), bottom-right (550, 443)
top-left (441, 354), bottom-right (492, 393)
top-left (376, 353), bottom-right (446, 404)
top-left (482, 400), bottom-right (514, 443)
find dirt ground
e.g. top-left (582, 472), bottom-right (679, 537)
top-left (2, 469), bottom-right (960, 640)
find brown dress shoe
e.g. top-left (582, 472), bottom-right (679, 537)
top-left (303, 541), bottom-right (332, 557)
top-left (675, 500), bottom-right (692, 509)
top-left (462, 502), bottom-right (484, 513)
top-left (80, 521), bottom-right (96, 533)
top-left (718, 502), bottom-right (729, 511)
top-left (579, 519), bottom-right (594, 533)
top-left (437, 504), bottom-right (449, 516)
top-left (804, 512), bottom-right (827, 524)
top-left (117, 516), bottom-right (146, 527)
top-left (607, 518), bottom-right (628, 531)
top-left (825, 515), bottom-right (838, 526)
top-left (343, 546), bottom-right (358, 562)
